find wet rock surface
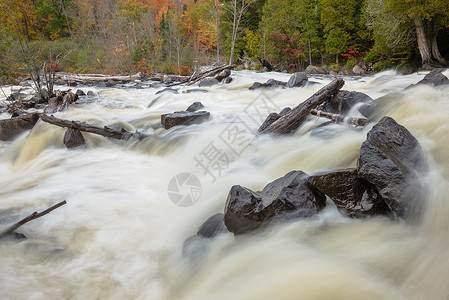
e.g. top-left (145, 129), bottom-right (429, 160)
top-left (63, 128), bottom-right (86, 149)
top-left (357, 116), bottom-right (427, 220)
top-left (224, 171), bottom-right (326, 235)
top-left (257, 107), bottom-right (291, 133)
top-left (215, 69), bottom-right (231, 82)
top-left (305, 65), bottom-right (328, 74)
top-left (186, 101), bottom-right (205, 112)
top-left (416, 68), bottom-right (449, 87)
top-left (287, 72), bottom-right (308, 88)
top-left (197, 213), bottom-right (229, 238)
top-left (199, 78), bottom-right (220, 87)
top-left (249, 79), bottom-right (287, 90)
top-left (0, 113), bottom-right (40, 141)
top-left (316, 90), bottom-right (374, 116)
top-left (161, 111), bottom-right (210, 129)
top-left (309, 169), bottom-right (390, 218)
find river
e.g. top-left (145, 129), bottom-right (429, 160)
top-left (0, 70), bottom-right (449, 299)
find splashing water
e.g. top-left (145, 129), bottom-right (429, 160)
top-left (1, 70), bottom-right (449, 300)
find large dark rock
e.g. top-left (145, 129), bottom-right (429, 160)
top-left (249, 79), bottom-right (287, 90)
top-left (224, 171), bottom-right (326, 235)
top-left (87, 91), bottom-right (97, 97)
top-left (357, 116), bottom-right (427, 220)
top-left (76, 89), bottom-right (86, 96)
top-left (0, 113), bottom-right (40, 141)
top-left (197, 213), bottom-right (229, 238)
top-left (199, 78), bottom-right (220, 87)
top-left (287, 72), bottom-right (308, 88)
top-left (63, 128), bottom-right (85, 149)
top-left (309, 169), bottom-right (390, 218)
top-left (416, 68), bottom-right (449, 87)
top-left (316, 90), bottom-right (374, 117)
top-left (186, 102), bottom-right (205, 112)
top-left (161, 111), bottom-right (210, 129)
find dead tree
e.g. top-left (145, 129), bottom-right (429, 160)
top-left (40, 114), bottom-right (147, 141)
top-left (260, 79), bottom-right (345, 134)
top-left (310, 109), bottom-right (369, 127)
top-left (0, 200), bottom-right (67, 240)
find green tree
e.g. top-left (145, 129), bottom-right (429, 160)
top-left (319, 0), bottom-right (359, 64)
top-left (384, 0), bottom-right (449, 67)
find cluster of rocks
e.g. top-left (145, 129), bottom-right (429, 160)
top-left (249, 72), bottom-right (318, 90)
top-left (185, 115), bottom-right (427, 250)
top-left (0, 88), bottom-right (98, 141)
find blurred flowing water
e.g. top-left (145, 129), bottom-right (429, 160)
top-left (0, 70), bottom-right (449, 299)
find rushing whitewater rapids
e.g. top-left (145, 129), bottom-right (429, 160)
top-left (1, 70), bottom-right (449, 299)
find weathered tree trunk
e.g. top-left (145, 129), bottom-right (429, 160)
top-left (310, 109), bottom-right (369, 127)
top-left (40, 114), bottom-right (146, 141)
top-left (261, 79), bottom-right (345, 134)
top-left (258, 57), bottom-right (273, 71)
top-left (0, 113), bottom-right (40, 141)
top-left (414, 16), bottom-right (435, 67)
top-left (431, 33), bottom-right (447, 65)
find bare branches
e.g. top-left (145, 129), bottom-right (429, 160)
top-left (0, 200), bottom-right (67, 239)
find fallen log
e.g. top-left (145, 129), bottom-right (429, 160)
top-left (57, 73), bottom-right (143, 84)
top-left (0, 200), bottom-right (67, 240)
top-left (260, 78), bottom-right (345, 134)
top-left (40, 114), bottom-right (147, 141)
top-left (167, 65), bottom-right (235, 87)
top-left (310, 109), bottom-right (369, 127)
top-left (0, 113), bottom-right (40, 141)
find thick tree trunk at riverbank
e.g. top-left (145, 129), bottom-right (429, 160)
top-left (414, 17), bottom-right (447, 68)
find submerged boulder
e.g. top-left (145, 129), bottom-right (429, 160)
top-left (161, 111), bottom-right (210, 129)
top-left (357, 116), bottom-right (427, 220)
top-left (309, 169), bottom-right (390, 218)
top-left (197, 213), bottom-right (229, 238)
top-left (224, 171), bottom-right (326, 235)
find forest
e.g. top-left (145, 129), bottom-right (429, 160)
top-left (0, 0), bottom-right (448, 82)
